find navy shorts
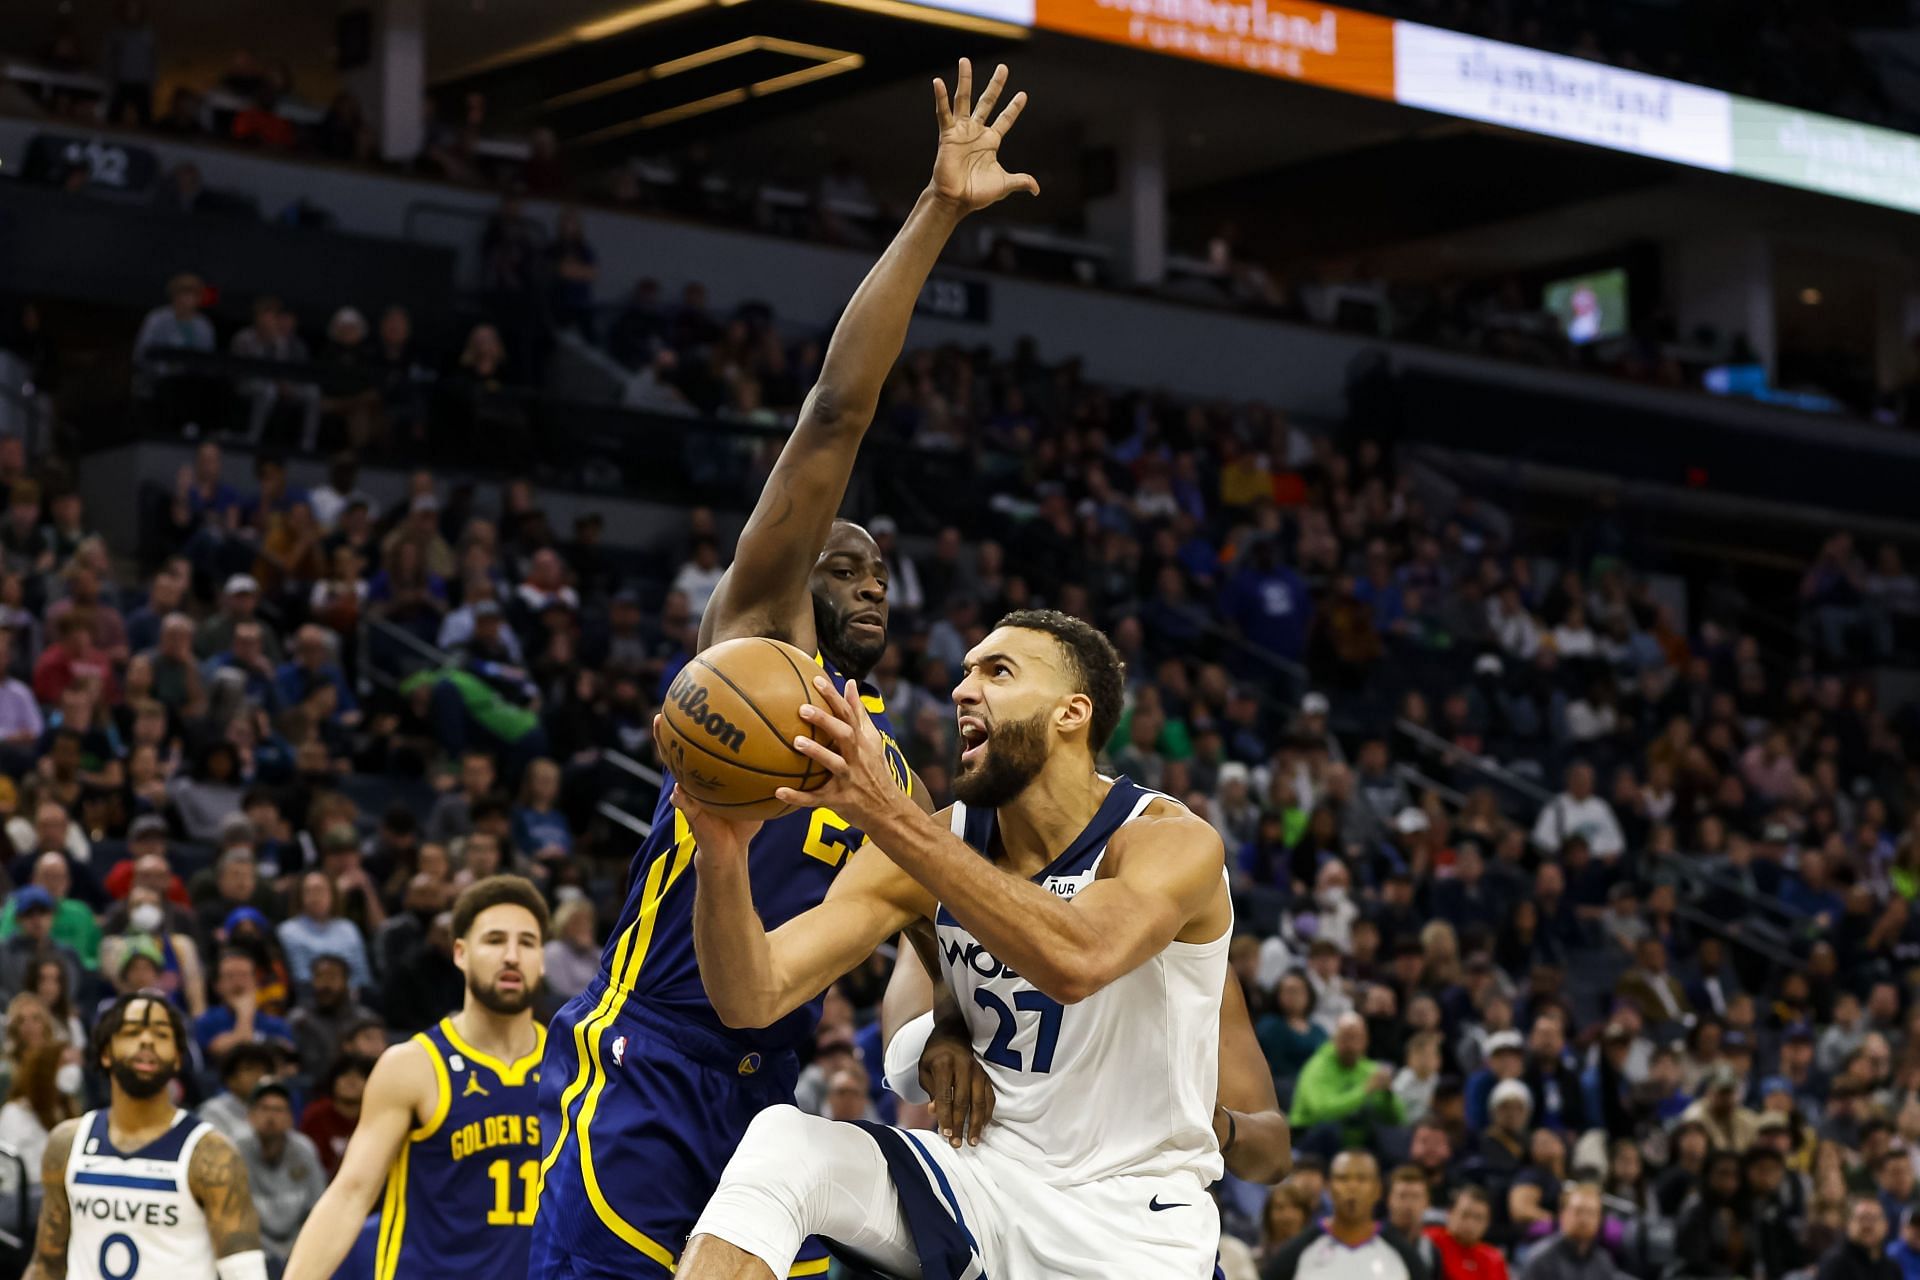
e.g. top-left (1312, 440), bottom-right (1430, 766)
top-left (529, 979), bottom-right (830, 1279)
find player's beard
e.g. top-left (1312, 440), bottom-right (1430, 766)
top-left (953, 710), bottom-right (1050, 809)
top-left (111, 1056), bottom-right (177, 1100)
top-left (814, 592), bottom-right (886, 682)
top-left (471, 967), bottom-right (535, 1015)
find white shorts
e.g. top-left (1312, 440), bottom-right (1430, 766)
top-left (691, 1105), bottom-right (1220, 1279)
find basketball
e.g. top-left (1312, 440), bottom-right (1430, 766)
top-left (657, 636), bottom-right (831, 821)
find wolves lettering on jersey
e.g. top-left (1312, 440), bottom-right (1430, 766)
top-left (65, 1109), bottom-right (218, 1280)
top-left (935, 776), bottom-right (1230, 1187)
top-left (374, 1018), bottom-right (546, 1280)
top-left (599, 656), bottom-right (908, 1053)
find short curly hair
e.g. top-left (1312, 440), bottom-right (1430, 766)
top-left (451, 874), bottom-right (551, 943)
top-left (994, 609), bottom-right (1126, 749)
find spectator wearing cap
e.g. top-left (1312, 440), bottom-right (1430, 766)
top-left (1467, 1031), bottom-right (1527, 1135)
top-left (1821, 1196), bottom-right (1903, 1280)
top-left (237, 1078), bottom-right (325, 1264)
top-left (1289, 1011), bottom-right (1406, 1158)
top-left (0, 885), bottom-right (84, 1002)
top-left (195, 573), bottom-right (283, 664)
top-left (439, 580), bottom-right (524, 664)
top-left (0, 851), bottom-right (101, 971)
top-left (1682, 1064), bottom-right (1763, 1152)
top-left (1478, 1077), bottom-right (1532, 1207)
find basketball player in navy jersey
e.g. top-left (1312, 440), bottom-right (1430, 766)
top-left (279, 876), bottom-right (549, 1280)
top-left (526, 59), bottom-right (1039, 1280)
top-left (29, 992), bottom-right (266, 1280)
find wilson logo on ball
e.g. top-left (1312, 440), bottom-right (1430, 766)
top-left (668, 671), bottom-right (748, 753)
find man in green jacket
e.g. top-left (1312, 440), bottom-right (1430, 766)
top-left (1290, 1010), bottom-right (1407, 1156)
top-left (0, 850), bottom-right (102, 970)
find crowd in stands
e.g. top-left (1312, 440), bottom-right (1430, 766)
top-left (5, 65), bottom-right (1920, 1275)
top-left (13, 12), bottom-right (1881, 416)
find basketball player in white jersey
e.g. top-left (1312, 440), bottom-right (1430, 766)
top-left (673, 607), bottom-right (1271, 1279)
top-left (28, 992), bottom-right (266, 1280)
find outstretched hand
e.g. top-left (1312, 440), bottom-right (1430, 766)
top-left (929, 58), bottom-right (1039, 213)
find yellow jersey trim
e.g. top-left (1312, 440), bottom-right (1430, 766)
top-left (574, 822), bottom-right (698, 1269)
top-left (790, 1261), bottom-right (831, 1276)
top-left (812, 648), bottom-right (885, 713)
top-left (440, 1016), bottom-right (547, 1087)
top-left (411, 1033), bottom-right (453, 1142)
top-left (374, 1137), bottom-right (411, 1280)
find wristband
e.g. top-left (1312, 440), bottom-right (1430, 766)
top-left (1221, 1107), bottom-right (1237, 1155)
top-left (217, 1250), bottom-right (269, 1280)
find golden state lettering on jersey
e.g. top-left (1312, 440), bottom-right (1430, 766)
top-left (450, 1112), bottom-right (543, 1161)
top-left (375, 1018), bottom-right (547, 1280)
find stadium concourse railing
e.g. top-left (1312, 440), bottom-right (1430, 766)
top-left (1389, 722), bottom-right (1808, 979)
top-left (359, 614), bottom-right (661, 845)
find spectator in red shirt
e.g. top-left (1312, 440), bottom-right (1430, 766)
top-left (32, 613), bottom-right (118, 706)
top-left (232, 90), bottom-right (297, 148)
top-left (299, 1052), bottom-right (372, 1179)
top-left (1428, 1186), bottom-right (1509, 1280)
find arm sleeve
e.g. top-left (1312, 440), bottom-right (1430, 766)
top-left (883, 1012), bottom-right (935, 1104)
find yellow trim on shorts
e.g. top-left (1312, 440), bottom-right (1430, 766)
top-left (789, 1261), bottom-right (831, 1276)
top-left (411, 1033), bottom-right (453, 1142)
top-left (441, 1017), bottom-right (547, 1086)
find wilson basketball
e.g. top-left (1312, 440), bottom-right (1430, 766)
top-left (657, 636), bottom-right (832, 821)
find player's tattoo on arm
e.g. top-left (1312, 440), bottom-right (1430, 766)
top-left (31, 1119), bottom-right (80, 1279)
top-left (189, 1131), bottom-right (264, 1258)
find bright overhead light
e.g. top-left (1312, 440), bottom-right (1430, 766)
top-left (574, 0), bottom-right (719, 39)
top-left (567, 46), bottom-right (862, 143)
top-left (436, 0), bottom-right (735, 81)
top-left (809, 0), bottom-right (1028, 37)
top-left (1800, 287), bottom-right (1823, 305)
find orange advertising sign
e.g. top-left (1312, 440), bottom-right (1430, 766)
top-left (1033, 0), bottom-right (1396, 99)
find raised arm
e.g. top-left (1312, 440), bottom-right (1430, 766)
top-left (25, 1119), bottom-right (80, 1280)
top-left (1215, 967), bottom-right (1293, 1183)
top-left (699, 58), bottom-right (1038, 651)
top-left (184, 1129), bottom-right (266, 1273)
top-left (676, 788), bottom-right (935, 1028)
top-left (281, 1041), bottom-right (436, 1280)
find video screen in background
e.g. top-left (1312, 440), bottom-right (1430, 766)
top-left (1544, 268), bottom-right (1629, 345)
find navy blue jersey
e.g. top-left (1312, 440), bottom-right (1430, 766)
top-left (532, 655), bottom-right (908, 1278)
top-left (592, 655), bottom-right (908, 1055)
top-left (374, 1017), bottom-right (547, 1280)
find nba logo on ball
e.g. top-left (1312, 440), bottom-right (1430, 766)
top-left (612, 1036), bottom-right (627, 1066)
top-left (738, 1053), bottom-right (762, 1076)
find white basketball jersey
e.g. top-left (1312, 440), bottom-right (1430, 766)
top-left (64, 1109), bottom-right (218, 1280)
top-left (936, 778), bottom-right (1228, 1186)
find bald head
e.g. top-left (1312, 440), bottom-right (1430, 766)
top-left (1333, 1011), bottom-right (1367, 1067)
